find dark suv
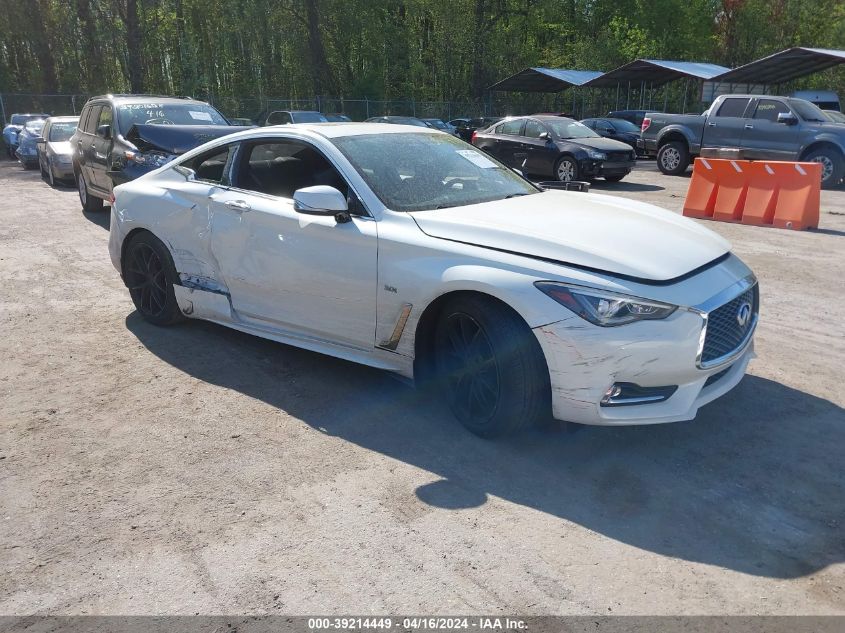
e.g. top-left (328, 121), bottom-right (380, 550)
top-left (71, 94), bottom-right (246, 211)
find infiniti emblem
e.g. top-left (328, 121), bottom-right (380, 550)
top-left (736, 302), bottom-right (752, 327)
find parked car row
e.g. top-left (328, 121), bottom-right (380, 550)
top-left (3, 91), bottom-right (762, 438)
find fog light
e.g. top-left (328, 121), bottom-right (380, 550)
top-left (600, 382), bottom-right (678, 407)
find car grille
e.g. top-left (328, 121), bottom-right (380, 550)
top-left (700, 285), bottom-right (759, 366)
top-left (606, 151), bottom-right (633, 162)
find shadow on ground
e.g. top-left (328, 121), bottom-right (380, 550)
top-left (588, 180), bottom-right (665, 192)
top-left (126, 312), bottom-right (844, 580)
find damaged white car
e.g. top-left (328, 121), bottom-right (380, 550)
top-left (109, 123), bottom-right (758, 437)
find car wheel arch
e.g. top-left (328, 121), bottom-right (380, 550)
top-left (657, 131), bottom-right (688, 150)
top-left (800, 140), bottom-right (844, 162)
top-left (411, 288), bottom-right (541, 384)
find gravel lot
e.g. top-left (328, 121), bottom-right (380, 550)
top-left (0, 157), bottom-right (843, 616)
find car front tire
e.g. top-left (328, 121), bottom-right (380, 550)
top-left (77, 171), bottom-right (104, 212)
top-left (434, 295), bottom-right (550, 438)
top-left (123, 232), bottom-right (185, 326)
top-left (554, 156), bottom-right (579, 182)
top-left (804, 147), bottom-right (844, 189)
top-left (605, 174), bottom-right (626, 182)
top-left (657, 141), bottom-right (690, 175)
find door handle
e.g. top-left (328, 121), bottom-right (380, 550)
top-left (744, 124), bottom-right (754, 129)
top-left (707, 122), bottom-right (716, 127)
top-left (224, 200), bottom-right (251, 212)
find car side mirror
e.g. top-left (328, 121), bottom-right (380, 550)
top-left (97, 124), bottom-right (111, 139)
top-left (539, 132), bottom-right (550, 140)
top-left (174, 165), bottom-right (197, 181)
top-left (777, 112), bottom-right (798, 125)
top-left (293, 186), bottom-right (351, 223)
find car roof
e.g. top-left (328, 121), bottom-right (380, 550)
top-left (87, 94), bottom-right (209, 105)
top-left (209, 122), bottom-right (442, 141)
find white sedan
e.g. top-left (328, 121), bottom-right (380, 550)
top-left (108, 123), bottom-right (758, 437)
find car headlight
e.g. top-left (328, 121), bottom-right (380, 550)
top-left (535, 282), bottom-right (677, 326)
top-left (587, 149), bottom-right (606, 160)
top-left (124, 150), bottom-right (172, 168)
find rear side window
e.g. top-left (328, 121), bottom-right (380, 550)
top-left (752, 99), bottom-right (792, 122)
top-left (499, 119), bottom-right (523, 135)
top-left (715, 98), bottom-right (751, 118)
top-left (98, 106), bottom-right (113, 129)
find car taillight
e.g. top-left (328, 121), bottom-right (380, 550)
top-left (471, 131), bottom-right (477, 143)
top-left (641, 117), bottom-right (651, 132)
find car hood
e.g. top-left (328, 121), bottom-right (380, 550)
top-left (126, 124), bottom-right (253, 155)
top-left (558, 136), bottom-right (634, 152)
top-left (410, 191), bottom-right (730, 282)
top-left (48, 141), bottom-right (73, 156)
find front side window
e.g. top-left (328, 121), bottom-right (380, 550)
top-left (181, 145), bottom-right (234, 184)
top-left (331, 132), bottom-right (539, 212)
top-left (523, 120), bottom-right (547, 138)
top-left (82, 105), bottom-right (102, 133)
top-left (234, 139), bottom-right (348, 199)
top-left (789, 99), bottom-right (829, 123)
top-left (752, 99), bottom-right (792, 122)
top-left (98, 106), bottom-right (113, 129)
top-left (116, 102), bottom-right (228, 132)
top-left (715, 98), bottom-right (751, 118)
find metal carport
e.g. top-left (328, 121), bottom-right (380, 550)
top-left (488, 68), bottom-right (603, 93)
top-left (582, 59), bottom-right (731, 113)
top-left (712, 47), bottom-right (845, 86)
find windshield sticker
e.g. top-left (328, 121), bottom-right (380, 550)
top-left (456, 149), bottom-right (497, 168)
top-left (188, 111), bottom-right (213, 122)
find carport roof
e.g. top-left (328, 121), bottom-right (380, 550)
top-left (489, 67), bottom-right (604, 92)
top-left (583, 59), bottom-right (731, 88)
top-left (712, 47), bottom-right (845, 85)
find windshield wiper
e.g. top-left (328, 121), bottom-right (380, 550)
top-left (505, 192), bottom-right (530, 199)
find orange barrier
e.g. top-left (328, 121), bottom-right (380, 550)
top-left (683, 158), bottom-right (820, 230)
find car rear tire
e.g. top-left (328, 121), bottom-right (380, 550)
top-left (77, 172), bottom-right (104, 212)
top-left (804, 147), bottom-right (844, 189)
top-left (434, 295), bottom-right (550, 438)
top-left (657, 141), bottom-right (690, 176)
top-left (605, 174), bottom-right (626, 182)
top-left (123, 232), bottom-right (185, 326)
top-left (554, 156), bottom-right (579, 182)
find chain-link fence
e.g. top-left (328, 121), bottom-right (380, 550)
top-left (0, 93), bottom-right (508, 127)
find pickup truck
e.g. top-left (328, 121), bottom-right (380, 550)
top-left (640, 94), bottom-right (845, 188)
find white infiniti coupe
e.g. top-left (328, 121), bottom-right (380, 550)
top-left (108, 123), bottom-right (758, 437)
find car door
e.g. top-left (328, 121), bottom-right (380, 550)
top-left (521, 119), bottom-right (556, 177)
top-left (90, 104), bottom-right (114, 192)
top-left (76, 104), bottom-right (101, 184)
top-left (208, 138), bottom-right (378, 349)
top-left (702, 97), bottom-right (752, 150)
top-left (739, 98), bottom-right (800, 160)
top-left (489, 119), bottom-right (525, 167)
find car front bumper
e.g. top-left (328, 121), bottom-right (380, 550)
top-left (580, 158), bottom-right (636, 178)
top-left (533, 298), bottom-right (755, 426)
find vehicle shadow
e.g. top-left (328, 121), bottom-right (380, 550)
top-left (125, 312), bottom-right (845, 580)
top-left (82, 208), bottom-right (111, 230)
top-left (589, 180), bottom-right (665, 193)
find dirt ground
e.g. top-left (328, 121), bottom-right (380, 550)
top-left (0, 157), bottom-right (843, 616)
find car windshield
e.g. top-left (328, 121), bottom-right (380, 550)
top-left (609, 118), bottom-right (640, 132)
top-left (11, 114), bottom-right (47, 125)
top-left (24, 121), bottom-right (45, 134)
top-left (117, 102), bottom-right (228, 131)
top-left (49, 122), bottom-right (77, 141)
top-left (424, 119), bottom-right (448, 130)
top-left (291, 112), bottom-right (329, 123)
top-left (546, 119), bottom-right (600, 139)
top-left (331, 132), bottom-right (539, 212)
top-left (789, 99), bottom-right (828, 123)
